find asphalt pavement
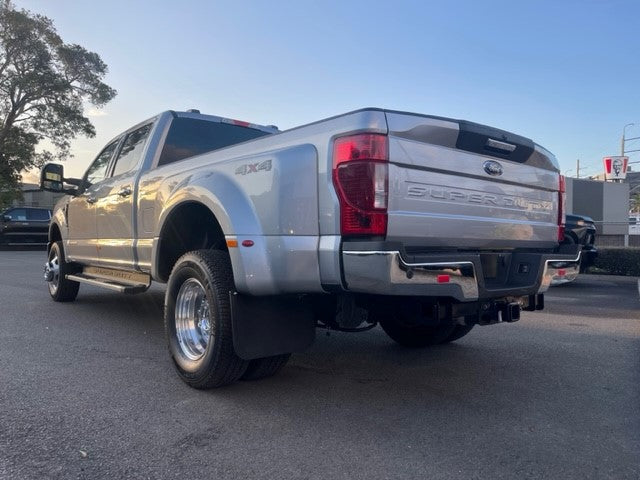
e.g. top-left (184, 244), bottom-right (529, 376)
top-left (0, 250), bottom-right (638, 479)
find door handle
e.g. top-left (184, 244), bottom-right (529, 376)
top-left (85, 196), bottom-right (97, 204)
top-left (118, 186), bottom-right (132, 197)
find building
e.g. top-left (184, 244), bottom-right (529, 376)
top-left (11, 183), bottom-right (65, 210)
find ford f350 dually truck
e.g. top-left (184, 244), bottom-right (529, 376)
top-left (40, 108), bottom-right (580, 388)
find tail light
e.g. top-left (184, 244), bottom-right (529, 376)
top-left (332, 133), bottom-right (388, 236)
top-left (558, 174), bottom-right (566, 242)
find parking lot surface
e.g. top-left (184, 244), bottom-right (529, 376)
top-left (1, 250), bottom-right (638, 479)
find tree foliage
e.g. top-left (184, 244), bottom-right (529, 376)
top-left (0, 0), bottom-right (116, 208)
top-left (631, 192), bottom-right (640, 213)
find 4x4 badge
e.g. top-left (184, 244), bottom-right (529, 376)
top-left (235, 159), bottom-right (272, 175)
top-left (483, 160), bottom-right (503, 176)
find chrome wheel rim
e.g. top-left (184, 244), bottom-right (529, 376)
top-left (45, 249), bottom-right (60, 295)
top-left (175, 278), bottom-right (212, 361)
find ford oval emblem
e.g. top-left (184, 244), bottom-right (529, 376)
top-left (483, 160), bottom-right (503, 176)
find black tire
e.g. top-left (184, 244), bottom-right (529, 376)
top-left (380, 318), bottom-right (457, 348)
top-left (439, 323), bottom-right (474, 344)
top-left (563, 234), bottom-right (577, 245)
top-left (46, 241), bottom-right (79, 302)
top-left (241, 354), bottom-right (291, 381)
top-left (165, 249), bottom-right (248, 389)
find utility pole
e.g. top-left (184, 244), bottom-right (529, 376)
top-left (577, 159), bottom-right (580, 178)
top-left (622, 123), bottom-right (640, 156)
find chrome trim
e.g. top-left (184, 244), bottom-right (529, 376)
top-left (65, 273), bottom-right (148, 294)
top-left (343, 249), bottom-right (581, 300)
top-left (342, 250), bottom-right (479, 300)
top-left (486, 138), bottom-right (516, 152)
top-left (482, 160), bottom-right (504, 176)
top-left (66, 274), bottom-right (128, 293)
top-left (539, 251), bottom-right (582, 292)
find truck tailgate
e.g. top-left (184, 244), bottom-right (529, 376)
top-left (385, 111), bottom-right (560, 249)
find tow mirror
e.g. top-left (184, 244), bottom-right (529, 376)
top-left (40, 163), bottom-right (81, 195)
top-left (40, 163), bottom-right (64, 192)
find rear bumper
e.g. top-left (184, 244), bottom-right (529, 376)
top-left (548, 254), bottom-right (582, 285)
top-left (342, 245), bottom-right (581, 301)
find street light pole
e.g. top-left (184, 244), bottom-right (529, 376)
top-left (622, 123), bottom-right (635, 156)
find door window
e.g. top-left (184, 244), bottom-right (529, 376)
top-left (27, 208), bottom-right (51, 221)
top-left (85, 141), bottom-right (120, 185)
top-left (5, 208), bottom-right (26, 220)
top-left (112, 124), bottom-right (153, 177)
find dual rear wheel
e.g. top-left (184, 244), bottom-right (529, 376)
top-left (165, 249), bottom-right (289, 389)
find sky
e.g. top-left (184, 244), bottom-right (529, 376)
top-left (15, 0), bottom-right (640, 180)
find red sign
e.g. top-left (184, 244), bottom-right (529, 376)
top-left (603, 156), bottom-right (629, 180)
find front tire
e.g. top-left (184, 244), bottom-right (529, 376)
top-left (165, 250), bottom-right (248, 389)
top-left (45, 241), bottom-right (79, 302)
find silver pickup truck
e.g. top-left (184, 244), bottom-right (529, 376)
top-left (40, 108), bottom-right (580, 388)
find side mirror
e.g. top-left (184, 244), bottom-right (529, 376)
top-left (2, 214), bottom-right (11, 222)
top-left (40, 163), bottom-right (65, 192)
top-left (40, 163), bottom-right (81, 195)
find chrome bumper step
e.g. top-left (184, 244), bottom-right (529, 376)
top-left (342, 248), bottom-right (581, 301)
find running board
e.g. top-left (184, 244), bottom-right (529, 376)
top-left (66, 266), bottom-right (151, 294)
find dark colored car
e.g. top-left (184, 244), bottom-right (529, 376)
top-left (0, 207), bottom-right (51, 245)
top-left (564, 213), bottom-right (598, 272)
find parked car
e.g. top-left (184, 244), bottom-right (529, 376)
top-left (565, 213), bottom-right (598, 272)
top-left (550, 213), bottom-right (597, 285)
top-left (39, 108), bottom-right (580, 388)
top-left (0, 207), bottom-right (51, 245)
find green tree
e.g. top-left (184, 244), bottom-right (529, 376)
top-left (631, 192), bottom-right (640, 213)
top-left (0, 0), bottom-right (116, 208)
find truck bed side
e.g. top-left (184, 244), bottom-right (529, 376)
top-left (136, 110), bottom-right (388, 294)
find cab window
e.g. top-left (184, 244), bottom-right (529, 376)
top-left (112, 124), bottom-right (153, 177)
top-left (157, 118), bottom-right (270, 167)
top-left (85, 140), bottom-right (120, 185)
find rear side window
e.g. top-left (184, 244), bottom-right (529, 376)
top-left (27, 209), bottom-right (50, 221)
top-left (158, 118), bottom-right (271, 167)
top-left (112, 123), bottom-right (153, 177)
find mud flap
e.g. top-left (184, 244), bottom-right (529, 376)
top-left (230, 292), bottom-right (316, 360)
